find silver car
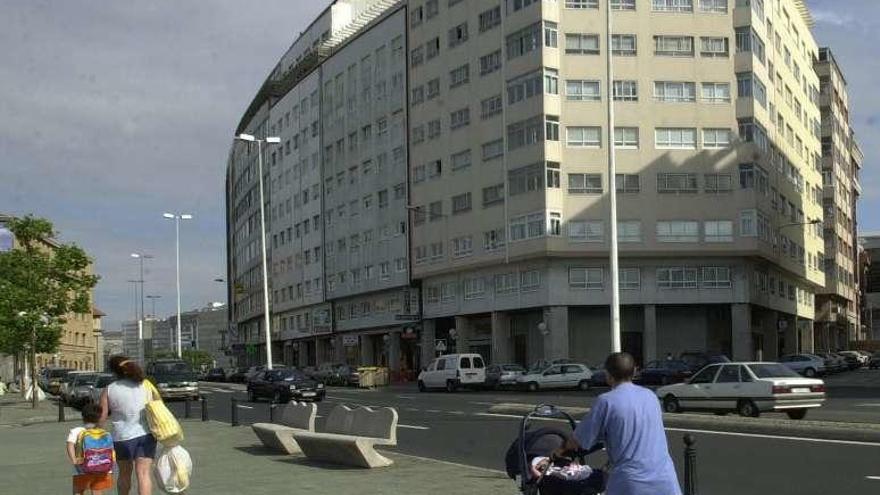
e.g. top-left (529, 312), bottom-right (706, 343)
top-left (485, 364), bottom-right (526, 389)
top-left (66, 373), bottom-right (99, 406)
top-left (87, 374), bottom-right (116, 406)
top-left (779, 354), bottom-right (826, 377)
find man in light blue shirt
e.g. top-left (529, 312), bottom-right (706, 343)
top-left (571, 352), bottom-right (681, 495)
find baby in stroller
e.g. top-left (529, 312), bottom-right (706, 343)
top-left (530, 450), bottom-right (593, 481)
top-left (505, 426), bottom-right (605, 495)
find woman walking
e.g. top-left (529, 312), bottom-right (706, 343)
top-left (99, 356), bottom-right (155, 495)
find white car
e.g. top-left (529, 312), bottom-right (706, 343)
top-left (657, 362), bottom-right (825, 420)
top-left (517, 363), bottom-right (593, 392)
top-left (418, 353), bottom-right (486, 392)
top-left (837, 350), bottom-right (868, 366)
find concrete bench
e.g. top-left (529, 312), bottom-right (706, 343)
top-left (293, 405), bottom-right (398, 468)
top-left (251, 401), bottom-right (317, 454)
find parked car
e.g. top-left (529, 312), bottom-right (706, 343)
top-left (870, 352), bottom-right (880, 370)
top-left (418, 353), bottom-right (486, 392)
top-left (517, 363), bottom-right (593, 392)
top-left (43, 368), bottom-right (74, 395)
top-left (485, 364), bottom-right (526, 390)
top-left (679, 352), bottom-right (731, 373)
top-left (311, 363), bottom-right (346, 385)
top-left (66, 373), bottom-right (100, 407)
top-left (203, 368), bottom-right (227, 382)
top-left (227, 367), bottom-right (249, 383)
top-left (244, 364), bottom-right (286, 383)
top-left (336, 365), bottom-right (361, 387)
top-left (146, 360), bottom-right (200, 400)
top-left (816, 352), bottom-right (847, 373)
top-left (636, 360), bottom-right (693, 386)
top-left (589, 367), bottom-right (608, 387)
top-left (59, 371), bottom-right (91, 402)
top-left (87, 374), bottom-right (116, 406)
top-left (247, 368), bottom-right (324, 402)
top-left (835, 351), bottom-right (864, 369)
top-left (528, 358), bottom-right (577, 373)
top-left (657, 362), bottom-right (825, 420)
top-left (779, 354), bottom-right (826, 377)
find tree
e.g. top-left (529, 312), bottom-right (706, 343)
top-left (182, 350), bottom-right (214, 370)
top-left (0, 215), bottom-right (99, 406)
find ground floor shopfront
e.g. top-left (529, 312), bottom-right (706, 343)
top-left (418, 303), bottom-right (815, 368)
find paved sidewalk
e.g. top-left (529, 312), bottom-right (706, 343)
top-left (0, 394), bottom-right (77, 426)
top-left (0, 419), bottom-right (514, 494)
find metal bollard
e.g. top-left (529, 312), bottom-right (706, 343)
top-left (683, 434), bottom-right (697, 495)
top-left (269, 402), bottom-right (277, 423)
top-left (231, 397), bottom-right (239, 427)
top-left (184, 398), bottom-right (192, 419)
top-left (201, 396), bottom-right (209, 422)
top-left (58, 400), bottom-right (65, 422)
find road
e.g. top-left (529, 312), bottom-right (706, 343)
top-left (182, 374), bottom-right (880, 495)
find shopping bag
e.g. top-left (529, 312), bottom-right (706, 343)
top-left (143, 381), bottom-right (184, 446)
top-left (154, 444), bottom-right (192, 494)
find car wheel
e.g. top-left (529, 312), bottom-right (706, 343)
top-left (577, 380), bottom-right (590, 391)
top-left (804, 367), bottom-right (816, 378)
top-left (446, 380), bottom-right (458, 393)
top-left (418, 381), bottom-right (426, 392)
top-left (662, 395), bottom-right (680, 413)
top-left (527, 382), bottom-right (539, 392)
top-left (248, 389), bottom-right (257, 402)
top-left (737, 399), bottom-right (760, 418)
top-left (786, 409), bottom-right (807, 420)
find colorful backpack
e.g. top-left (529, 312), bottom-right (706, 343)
top-left (76, 428), bottom-right (115, 474)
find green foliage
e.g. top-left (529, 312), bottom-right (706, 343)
top-left (182, 350), bottom-right (213, 369)
top-left (0, 215), bottom-right (99, 356)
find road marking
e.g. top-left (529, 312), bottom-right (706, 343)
top-left (397, 395), bottom-right (416, 400)
top-left (390, 452), bottom-right (506, 476)
top-left (405, 407), bottom-right (421, 412)
top-left (448, 411), bottom-right (465, 415)
top-left (856, 404), bottom-right (880, 407)
top-left (665, 428), bottom-right (880, 447)
top-left (469, 401), bottom-right (496, 406)
top-left (236, 405), bottom-right (254, 409)
top-left (425, 409), bottom-right (442, 413)
top-left (475, 412), bottom-right (563, 422)
top-left (866, 476), bottom-right (880, 481)
top-left (397, 424), bottom-right (430, 430)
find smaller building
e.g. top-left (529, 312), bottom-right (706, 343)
top-left (860, 235), bottom-right (880, 340)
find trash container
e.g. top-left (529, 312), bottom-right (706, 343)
top-left (357, 367), bottom-right (378, 388)
top-left (374, 367), bottom-right (389, 387)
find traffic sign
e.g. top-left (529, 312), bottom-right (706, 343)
top-left (435, 339), bottom-right (447, 352)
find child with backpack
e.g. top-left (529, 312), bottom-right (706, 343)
top-left (66, 403), bottom-right (115, 494)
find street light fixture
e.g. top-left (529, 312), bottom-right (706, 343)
top-left (235, 132), bottom-right (281, 370)
top-left (130, 252), bottom-right (153, 322)
top-left (163, 212), bottom-right (193, 358)
top-left (605, 0), bottom-right (621, 354)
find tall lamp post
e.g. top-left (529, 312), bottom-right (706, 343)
top-left (235, 133), bottom-right (280, 370)
top-left (130, 253), bottom-right (153, 322)
top-left (163, 212), bottom-right (193, 358)
top-left (146, 294), bottom-right (161, 319)
top-left (605, 0), bottom-right (621, 353)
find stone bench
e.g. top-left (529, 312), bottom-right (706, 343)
top-left (251, 401), bottom-right (317, 454)
top-left (293, 405), bottom-right (398, 468)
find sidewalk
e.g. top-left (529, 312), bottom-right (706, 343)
top-left (0, 419), bottom-right (514, 494)
top-left (0, 394), bottom-right (77, 426)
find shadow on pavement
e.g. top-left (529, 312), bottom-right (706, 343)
top-left (233, 445), bottom-right (277, 457)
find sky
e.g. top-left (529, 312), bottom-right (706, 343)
top-left (0, 0), bottom-right (876, 332)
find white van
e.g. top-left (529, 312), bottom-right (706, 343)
top-left (418, 353), bottom-right (487, 392)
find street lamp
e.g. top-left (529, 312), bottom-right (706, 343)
top-left (235, 132), bottom-right (280, 370)
top-left (146, 295), bottom-right (161, 319)
top-left (605, 0), bottom-right (621, 354)
top-left (163, 212), bottom-right (193, 358)
top-left (130, 252), bottom-right (153, 322)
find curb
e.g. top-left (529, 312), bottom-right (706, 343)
top-left (487, 403), bottom-right (880, 444)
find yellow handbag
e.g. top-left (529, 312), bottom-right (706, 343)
top-left (144, 380), bottom-right (184, 446)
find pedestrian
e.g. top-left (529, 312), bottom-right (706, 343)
top-left (565, 352), bottom-right (681, 495)
top-left (67, 403), bottom-right (115, 495)
top-left (99, 356), bottom-right (155, 495)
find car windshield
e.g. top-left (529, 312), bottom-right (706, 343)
top-left (747, 363), bottom-right (803, 378)
top-left (666, 360), bottom-right (689, 371)
top-left (275, 369), bottom-right (308, 381)
top-left (49, 369), bottom-right (72, 378)
top-left (154, 362), bottom-right (191, 374)
top-left (77, 374), bottom-right (99, 384)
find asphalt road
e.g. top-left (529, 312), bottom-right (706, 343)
top-left (183, 373), bottom-right (880, 495)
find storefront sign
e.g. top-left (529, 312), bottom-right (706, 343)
top-left (342, 335), bottom-right (359, 347)
top-left (395, 314), bottom-right (420, 321)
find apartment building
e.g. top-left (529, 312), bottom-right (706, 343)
top-left (813, 47), bottom-right (863, 349)
top-left (408, 0), bottom-right (826, 367)
top-left (861, 235), bottom-right (880, 340)
top-left (226, 1), bottom-right (421, 373)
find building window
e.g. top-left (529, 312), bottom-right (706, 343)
top-left (735, 27), bottom-right (765, 63)
top-left (654, 81), bottom-right (696, 102)
top-left (427, 78), bottom-right (441, 99)
top-left (429, 200), bottom-right (443, 220)
top-left (569, 267), bottom-right (603, 289)
top-left (479, 6), bottom-right (502, 32)
top-left (464, 278), bottom-right (486, 299)
top-left (547, 162), bottom-right (561, 188)
top-left (507, 69), bottom-right (543, 105)
top-left (452, 235), bottom-right (473, 258)
top-left (611, 34), bottom-right (637, 56)
top-left (495, 272), bottom-right (519, 294)
top-left (704, 220), bottom-right (734, 242)
top-left (652, 0), bottom-right (693, 12)
top-left (508, 116), bottom-right (545, 150)
top-left (655, 128), bottom-right (697, 149)
top-left (451, 192), bottom-right (472, 214)
top-left (615, 174), bottom-right (640, 193)
top-left (739, 209), bottom-right (756, 237)
top-left (482, 184), bottom-right (505, 206)
top-left (614, 127), bottom-right (639, 149)
top-left (450, 64), bottom-right (470, 88)
top-left (548, 212), bottom-right (562, 236)
top-left (521, 270), bottom-right (541, 291)
top-left (484, 228), bottom-right (506, 251)
top-left (509, 212), bottom-right (545, 241)
top-left (704, 174), bottom-right (733, 193)
top-left (448, 22), bottom-right (469, 48)
top-left (701, 82), bottom-right (730, 103)
top-left (428, 119), bottom-right (442, 139)
top-left (657, 221), bottom-right (699, 242)
top-left (426, 0), bottom-right (439, 18)
top-left (568, 173), bottom-right (603, 194)
top-left (426, 37), bottom-right (440, 59)
top-left (451, 149), bottom-right (472, 171)
top-left (482, 139), bottom-right (504, 161)
top-left (699, 0), bottom-right (727, 13)
top-left (545, 115), bottom-right (560, 141)
top-left (480, 50), bottom-right (502, 75)
top-left (481, 94), bottom-right (503, 119)
top-left (736, 72), bottom-right (767, 108)
top-left (450, 107), bottom-right (471, 130)
top-left (566, 126), bottom-right (601, 147)
top-left (566, 80), bottom-right (601, 101)
top-left (617, 221), bottom-right (642, 242)
top-left (620, 268), bottom-right (641, 289)
top-left (700, 37), bottom-right (729, 57)
top-left (702, 128), bottom-right (731, 149)
top-left (654, 35), bottom-right (694, 56)
top-left (544, 68), bottom-right (559, 94)
top-left (565, 0), bottom-right (599, 8)
top-left (702, 266), bottom-right (732, 288)
top-left (613, 80), bottom-right (638, 101)
top-left (506, 22), bottom-right (542, 60)
top-left (569, 220), bottom-right (604, 242)
top-left (565, 33), bottom-right (600, 55)
top-left (411, 47), bottom-right (424, 67)
top-left (509, 162), bottom-right (544, 195)
top-left (657, 173), bottom-right (698, 193)
top-left (612, 0), bottom-right (637, 9)
top-left (657, 267), bottom-right (698, 289)
top-left (544, 21), bottom-right (559, 48)
top-left (411, 86), bottom-right (424, 105)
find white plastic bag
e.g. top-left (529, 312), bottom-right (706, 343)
top-left (24, 384), bottom-right (45, 402)
top-left (154, 444), bottom-right (192, 494)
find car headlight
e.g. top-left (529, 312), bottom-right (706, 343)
top-left (317, 383), bottom-right (324, 389)
top-left (157, 383), bottom-right (169, 388)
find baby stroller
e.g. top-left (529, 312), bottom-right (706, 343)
top-left (504, 404), bottom-right (606, 495)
